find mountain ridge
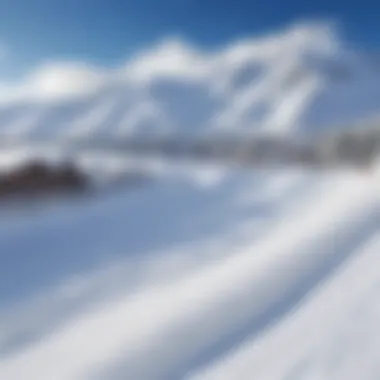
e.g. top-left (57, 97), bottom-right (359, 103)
top-left (0, 21), bottom-right (380, 140)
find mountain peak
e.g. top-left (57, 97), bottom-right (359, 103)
top-left (0, 21), bottom-right (379, 138)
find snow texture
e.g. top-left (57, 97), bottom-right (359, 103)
top-left (0, 20), bottom-right (380, 380)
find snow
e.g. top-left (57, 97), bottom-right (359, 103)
top-left (0, 166), bottom-right (378, 380)
top-left (0, 20), bottom-right (380, 380)
top-left (1, 21), bottom-right (380, 138)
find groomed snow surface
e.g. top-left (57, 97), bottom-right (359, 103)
top-left (1, 20), bottom-right (380, 380)
top-left (0, 164), bottom-right (379, 380)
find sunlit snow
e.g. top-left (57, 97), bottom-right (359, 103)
top-left (0, 20), bottom-right (380, 380)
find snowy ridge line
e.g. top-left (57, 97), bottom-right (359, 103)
top-left (0, 174), bottom-right (376, 380)
top-left (2, 22), bottom-right (380, 140)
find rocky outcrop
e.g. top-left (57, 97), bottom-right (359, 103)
top-left (0, 161), bottom-right (89, 200)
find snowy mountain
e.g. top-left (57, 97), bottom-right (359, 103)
top-left (1, 21), bottom-right (380, 380)
top-left (1, 21), bottom-right (380, 140)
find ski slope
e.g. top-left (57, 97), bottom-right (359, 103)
top-left (1, 20), bottom-right (380, 380)
top-left (0, 165), bottom-right (379, 380)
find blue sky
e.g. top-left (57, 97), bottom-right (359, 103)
top-left (0, 0), bottom-right (378, 79)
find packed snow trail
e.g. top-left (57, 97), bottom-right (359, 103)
top-left (0, 170), bottom-right (377, 380)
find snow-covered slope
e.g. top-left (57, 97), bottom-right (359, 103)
top-left (0, 165), bottom-right (379, 380)
top-left (1, 20), bottom-right (380, 380)
top-left (1, 21), bottom-right (380, 139)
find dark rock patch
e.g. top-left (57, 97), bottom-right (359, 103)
top-left (0, 161), bottom-right (89, 201)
